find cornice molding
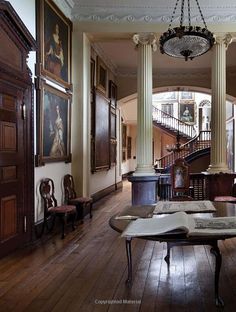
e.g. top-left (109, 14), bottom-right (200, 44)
top-left (117, 67), bottom-right (236, 79)
top-left (72, 5), bottom-right (236, 24)
top-left (53, 0), bottom-right (74, 19)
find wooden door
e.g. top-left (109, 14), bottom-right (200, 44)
top-left (0, 1), bottom-right (36, 257)
top-left (0, 84), bottom-right (28, 255)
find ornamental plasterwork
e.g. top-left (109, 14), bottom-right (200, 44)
top-left (53, 0), bottom-right (74, 19)
top-left (71, 4), bottom-right (236, 23)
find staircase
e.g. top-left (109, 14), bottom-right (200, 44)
top-left (156, 130), bottom-right (211, 170)
top-left (152, 107), bottom-right (196, 140)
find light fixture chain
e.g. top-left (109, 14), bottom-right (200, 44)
top-left (195, 0), bottom-right (207, 29)
top-left (180, 0), bottom-right (185, 27)
top-left (188, 0), bottom-right (191, 27)
top-left (168, 0), bottom-right (180, 28)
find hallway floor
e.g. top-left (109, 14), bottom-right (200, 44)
top-left (1, 181), bottom-right (236, 311)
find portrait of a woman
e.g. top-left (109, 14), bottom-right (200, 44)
top-left (45, 23), bottom-right (64, 79)
top-left (43, 88), bottom-right (68, 159)
top-left (43, 0), bottom-right (70, 83)
top-left (49, 104), bottom-right (66, 157)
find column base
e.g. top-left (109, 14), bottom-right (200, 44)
top-left (133, 165), bottom-right (156, 176)
top-left (207, 164), bottom-right (231, 174)
top-left (128, 175), bottom-right (160, 205)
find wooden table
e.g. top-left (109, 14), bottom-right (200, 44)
top-left (109, 202), bottom-right (236, 307)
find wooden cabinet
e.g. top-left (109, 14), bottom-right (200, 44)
top-left (0, 1), bottom-right (36, 257)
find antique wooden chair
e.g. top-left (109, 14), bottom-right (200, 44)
top-left (39, 178), bottom-right (76, 239)
top-left (63, 174), bottom-right (93, 222)
top-left (170, 158), bottom-right (193, 201)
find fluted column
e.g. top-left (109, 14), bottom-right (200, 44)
top-left (133, 33), bottom-right (157, 176)
top-left (207, 34), bottom-right (232, 173)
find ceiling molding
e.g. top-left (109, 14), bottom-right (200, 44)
top-left (53, 0), bottom-right (75, 19)
top-left (71, 4), bottom-right (236, 24)
top-left (116, 68), bottom-right (212, 80)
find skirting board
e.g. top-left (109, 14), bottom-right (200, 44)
top-left (91, 181), bottom-right (123, 202)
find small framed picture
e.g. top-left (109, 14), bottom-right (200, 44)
top-left (36, 0), bottom-right (72, 89)
top-left (96, 56), bottom-right (108, 95)
top-left (180, 92), bottom-right (193, 100)
top-left (122, 124), bottom-right (127, 148)
top-left (36, 81), bottom-right (71, 165)
top-left (127, 136), bottom-right (132, 159)
top-left (90, 58), bottom-right (95, 91)
top-left (109, 80), bottom-right (117, 108)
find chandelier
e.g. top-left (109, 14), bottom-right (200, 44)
top-left (159, 0), bottom-right (215, 61)
top-left (166, 131), bottom-right (189, 153)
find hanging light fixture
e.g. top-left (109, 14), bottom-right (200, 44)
top-left (159, 0), bottom-right (215, 61)
top-left (166, 131), bottom-right (190, 153)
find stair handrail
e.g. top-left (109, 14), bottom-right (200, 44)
top-left (152, 106), bottom-right (196, 138)
top-left (156, 130), bottom-right (211, 169)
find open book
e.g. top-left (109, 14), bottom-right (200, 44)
top-left (121, 211), bottom-right (236, 238)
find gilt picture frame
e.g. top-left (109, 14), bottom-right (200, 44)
top-left (36, 81), bottom-right (71, 166)
top-left (96, 56), bottom-right (108, 95)
top-left (36, 0), bottom-right (72, 89)
top-left (109, 80), bottom-right (117, 108)
top-left (179, 101), bottom-right (195, 124)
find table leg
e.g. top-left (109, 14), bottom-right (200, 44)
top-left (210, 242), bottom-right (224, 307)
top-left (164, 242), bottom-right (170, 268)
top-left (125, 237), bottom-right (132, 286)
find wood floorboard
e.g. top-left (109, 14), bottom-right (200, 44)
top-left (1, 181), bottom-right (236, 311)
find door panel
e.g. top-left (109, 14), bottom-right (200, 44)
top-left (0, 84), bottom-right (25, 254)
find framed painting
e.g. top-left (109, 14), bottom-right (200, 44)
top-left (96, 56), bottom-right (108, 95)
top-left (180, 92), bottom-right (193, 100)
top-left (91, 91), bottom-right (110, 172)
top-left (226, 119), bottom-right (234, 171)
top-left (36, 0), bottom-right (72, 89)
top-left (109, 80), bottom-right (117, 108)
top-left (179, 102), bottom-right (195, 124)
top-left (36, 81), bottom-right (71, 166)
top-left (122, 124), bottom-right (127, 148)
top-left (122, 149), bottom-right (126, 162)
top-left (155, 92), bottom-right (176, 101)
top-left (90, 58), bottom-right (95, 92)
top-left (127, 136), bottom-right (132, 159)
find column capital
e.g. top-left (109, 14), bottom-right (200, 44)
top-left (214, 33), bottom-right (233, 49)
top-left (133, 33), bottom-right (157, 52)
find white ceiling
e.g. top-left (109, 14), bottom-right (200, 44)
top-left (68, 0), bottom-right (236, 75)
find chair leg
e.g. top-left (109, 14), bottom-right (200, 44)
top-left (58, 214), bottom-right (66, 239)
top-left (89, 202), bottom-right (93, 219)
top-left (71, 212), bottom-right (76, 231)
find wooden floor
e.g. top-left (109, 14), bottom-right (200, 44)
top-left (1, 181), bottom-right (236, 312)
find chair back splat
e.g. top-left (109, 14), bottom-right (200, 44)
top-left (63, 174), bottom-right (93, 222)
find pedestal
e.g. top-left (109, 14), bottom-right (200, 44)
top-left (128, 175), bottom-right (160, 205)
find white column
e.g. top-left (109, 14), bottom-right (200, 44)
top-left (207, 34), bottom-right (232, 173)
top-left (133, 33), bottom-right (157, 176)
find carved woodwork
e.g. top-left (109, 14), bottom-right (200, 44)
top-left (0, 1), bottom-right (36, 257)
